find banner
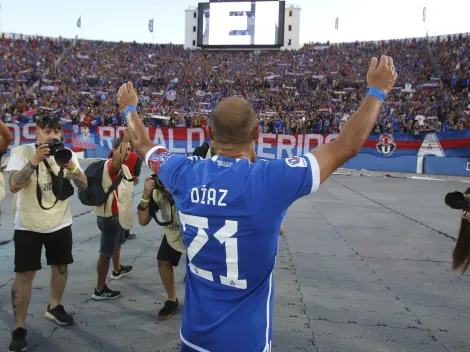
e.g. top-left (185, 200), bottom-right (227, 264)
top-left (5, 124), bottom-right (470, 160)
top-left (71, 124), bottom-right (96, 150)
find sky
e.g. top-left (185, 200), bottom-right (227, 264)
top-left (0, 0), bottom-right (469, 45)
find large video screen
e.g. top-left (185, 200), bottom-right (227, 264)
top-left (197, 1), bottom-right (285, 48)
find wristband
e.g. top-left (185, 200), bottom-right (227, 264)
top-left (70, 164), bottom-right (78, 173)
top-left (124, 105), bottom-right (137, 118)
top-left (27, 161), bottom-right (38, 170)
top-left (367, 87), bottom-right (386, 102)
top-left (141, 197), bottom-right (150, 203)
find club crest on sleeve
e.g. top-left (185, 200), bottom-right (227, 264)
top-left (148, 148), bottom-right (171, 173)
top-left (285, 157), bottom-right (307, 168)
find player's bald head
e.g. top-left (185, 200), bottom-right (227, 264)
top-left (210, 97), bottom-right (258, 145)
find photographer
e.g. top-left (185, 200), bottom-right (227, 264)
top-left (0, 118), bottom-right (13, 202)
top-left (451, 188), bottom-right (470, 275)
top-left (109, 132), bottom-right (143, 241)
top-left (137, 175), bottom-right (185, 320)
top-left (5, 115), bottom-right (87, 352)
top-left (92, 134), bottom-right (134, 301)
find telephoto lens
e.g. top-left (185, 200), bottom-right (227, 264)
top-left (445, 191), bottom-right (470, 210)
top-left (47, 139), bottom-right (73, 165)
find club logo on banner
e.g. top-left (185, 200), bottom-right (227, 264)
top-left (376, 134), bottom-right (397, 156)
top-left (166, 90), bottom-right (177, 101)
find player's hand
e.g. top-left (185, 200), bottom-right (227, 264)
top-left (122, 129), bottom-right (131, 143)
top-left (462, 210), bottom-right (470, 222)
top-left (143, 177), bottom-right (155, 199)
top-left (134, 177), bottom-right (140, 185)
top-left (367, 55), bottom-right (397, 95)
top-left (118, 82), bottom-right (138, 110)
top-left (31, 143), bottom-right (50, 165)
top-left (279, 225), bottom-right (285, 236)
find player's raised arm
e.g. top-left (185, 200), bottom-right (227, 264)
top-left (311, 55), bottom-right (397, 184)
top-left (117, 82), bottom-right (156, 160)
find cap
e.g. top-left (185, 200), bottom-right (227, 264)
top-left (112, 137), bottom-right (122, 150)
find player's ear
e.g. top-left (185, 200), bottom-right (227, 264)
top-left (252, 125), bottom-right (260, 141)
top-left (207, 126), bottom-right (214, 140)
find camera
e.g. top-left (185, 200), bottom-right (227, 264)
top-left (37, 138), bottom-right (73, 165)
top-left (445, 191), bottom-right (470, 210)
top-left (47, 138), bottom-right (65, 155)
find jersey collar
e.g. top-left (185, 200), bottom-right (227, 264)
top-left (211, 155), bottom-right (251, 164)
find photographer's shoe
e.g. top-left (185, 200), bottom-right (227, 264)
top-left (45, 304), bottom-right (74, 326)
top-left (158, 298), bottom-right (179, 320)
top-left (92, 285), bottom-right (121, 300)
top-left (124, 231), bottom-right (137, 240)
top-left (9, 327), bottom-right (27, 352)
top-left (111, 265), bottom-right (133, 280)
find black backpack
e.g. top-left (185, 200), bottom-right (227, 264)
top-left (78, 160), bottom-right (125, 206)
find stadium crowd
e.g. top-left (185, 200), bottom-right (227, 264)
top-left (0, 32), bottom-right (469, 135)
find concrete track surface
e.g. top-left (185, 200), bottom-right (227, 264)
top-left (0, 169), bottom-right (469, 352)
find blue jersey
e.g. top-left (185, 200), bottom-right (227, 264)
top-left (146, 147), bottom-right (320, 352)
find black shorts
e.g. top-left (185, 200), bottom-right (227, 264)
top-left (14, 225), bottom-right (74, 272)
top-left (157, 235), bottom-right (182, 267)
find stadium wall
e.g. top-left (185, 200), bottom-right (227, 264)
top-left (423, 156), bottom-right (470, 177)
top-left (342, 155), bottom-right (418, 174)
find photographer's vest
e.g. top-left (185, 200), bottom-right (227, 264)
top-left (153, 190), bottom-right (186, 254)
top-left (11, 144), bottom-right (73, 232)
top-left (93, 160), bottom-right (134, 230)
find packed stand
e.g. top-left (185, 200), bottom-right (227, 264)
top-left (2, 33), bottom-right (469, 135)
top-left (0, 34), bottom-right (73, 124)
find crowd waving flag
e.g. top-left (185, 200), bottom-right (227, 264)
top-left (77, 16), bottom-right (81, 28)
top-left (148, 19), bottom-right (154, 33)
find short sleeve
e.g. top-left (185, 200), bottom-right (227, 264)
top-left (64, 152), bottom-right (83, 179)
top-left (145, 146), bottom-right (202, 192)
top-left (264, 153), bottom-right (320, 211)
top-left (71, 152), bottom-right (83, 172)
top-left (6, 148), bottom-right (26, 172)
top-left (106, 159), bottom-right (120, 177)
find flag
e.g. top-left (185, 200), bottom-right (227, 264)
top-left (423, 7), bottom-right (426, 22)
top-left (77, 16), bottom-right (81, 28)
top-left (148, 19), bottom-right (154, 33)
top-left (335, 17), bottom-right (339, 30)
top-left (162, 78), bottom-right (178, 100)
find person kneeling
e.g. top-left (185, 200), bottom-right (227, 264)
top-left (138, 175), bottom-right (186, 320)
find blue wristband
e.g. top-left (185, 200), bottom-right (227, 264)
top-left (124, 105), bottom-right (137, 118)
top-left (367, 87), bottom-right (386, 102)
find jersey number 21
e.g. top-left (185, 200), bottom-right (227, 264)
top-left (179, 212), bottom-right (247, 290)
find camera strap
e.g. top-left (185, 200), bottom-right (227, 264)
top-left (35, 160), bottom-right (62, 210)
top-left (150, 197), bottom-right (175, 227)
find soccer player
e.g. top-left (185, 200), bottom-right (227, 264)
top-left (117, 55), bottom-right (397, 351)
